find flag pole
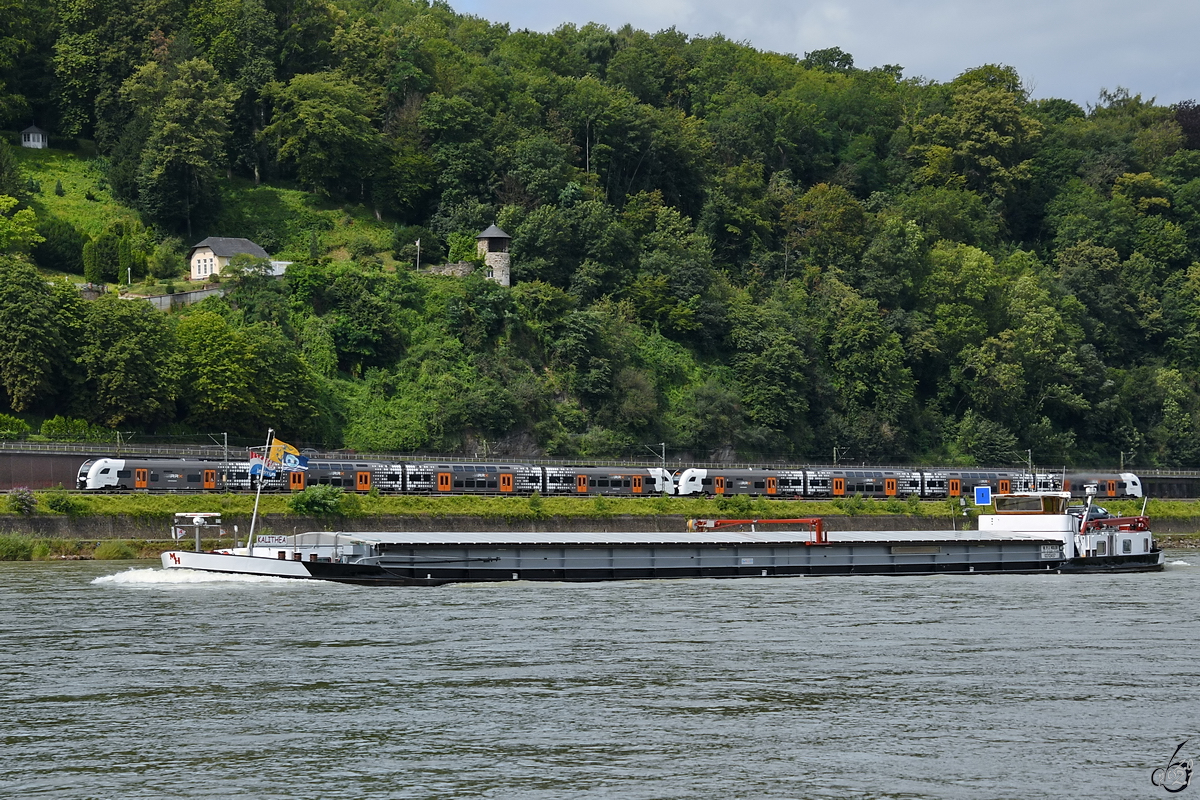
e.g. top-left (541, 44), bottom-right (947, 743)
top-left (247, 427), bottom-right (274, 556)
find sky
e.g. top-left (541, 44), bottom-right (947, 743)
top-left (449, 0), bottom-right (1199, 108)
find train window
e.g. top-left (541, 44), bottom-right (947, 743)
top-left (463, 480), bottom-right (474, 488)
top-left (150, 474), bottom-right (159, 482)
top-left (528, 476), bottom-right (539, 483)
top-left (487, 481), bottom-right (497, 489)
top-left (186, 474), bottom-right (200, 482)
top-left (387, 474), bottom-right (400, 481)
top-left (453, 466), bottom-right (464, 471)
top-left (330, 478), bottom-right (343, 487)
top-left (597, 479), bottom-right (610, 487)
top-left (701, 478), bottom-right (712, 486)
top-left (589, 479), bottom-right (596, 487)
top-left (99, 468), bottom-right (110, 474)
top-left (1122, 539), bottom-right (1132, 554)
top-left (624, 480), bottom-right (631, 488)
top-left (117, 470), bottom-right (131, 478)
top-left (754, 481), bottom-right (765, 489)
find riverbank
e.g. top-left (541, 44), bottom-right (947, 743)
top-left (7, 491), bottom-right (1200, 526)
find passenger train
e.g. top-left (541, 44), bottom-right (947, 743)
top-left (76, 456), bottom-right (1145, 500)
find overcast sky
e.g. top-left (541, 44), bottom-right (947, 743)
top-left (450, 0), bottom-right (1198, 108)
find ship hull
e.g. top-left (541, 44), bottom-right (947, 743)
top-left (162, 539), bottom-right (1166, 586)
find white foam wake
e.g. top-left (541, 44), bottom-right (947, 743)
top-left (1168, 560), bottom-right (1193, 567)
top-left (92, 568), bottom-right (292, 585)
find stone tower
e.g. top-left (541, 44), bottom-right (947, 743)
top-left (475, 224), bottom-right (512, 287)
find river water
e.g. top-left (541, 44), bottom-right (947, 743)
top-left (3, 556), bottom-right (1199, 799)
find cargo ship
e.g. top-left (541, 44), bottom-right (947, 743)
top-left (160, 492), bottom-right (1163, 585)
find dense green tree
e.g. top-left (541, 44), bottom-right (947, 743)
top-left (0, 256), bottom-right (67, 411)
top-left (262, 71), bottom-right (382, 196)
top-left (122, 59), bottom-right (235, 236)
top-left (78, 295), bottom-right (175, 426)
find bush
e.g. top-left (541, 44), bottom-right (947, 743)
top-left (715, 493), bottom-right (752, 514)
top-left (347, 235), bottom-right (376, 260)
top-left (54, 179), bottom-right (64, 196)
top-left (528, 490), bottom-right (547, 519)
top-left (7, 487), bottom-right (36, 515)
top-left (832, 493), bottom-right (869, 516)
top-left (0, 534), bottom-right (33, 560)
top-left (93, 541), bottom-right (137, 560)
top-left (33, 217), bottom-right (87, 274)
top-left (0, 413), bottom-right (31, 438)
top-left (148, 237), bottom-right (185, 279)
top-left (288, 484), bottom-right (345, 516)
top-left (43, 489), bottom-right (85, 516)
top-left (40, 415), bottom-right (115, 442)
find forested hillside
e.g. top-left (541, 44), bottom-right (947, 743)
top-left (1, 0), bottom-right (1199, 467)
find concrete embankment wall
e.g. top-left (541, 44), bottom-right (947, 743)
top-left (6, 514), bottom-right (1200, 539)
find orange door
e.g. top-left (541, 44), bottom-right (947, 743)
top-left (135, 468), bottom-right (148, 489)
top-left (1106, 479), bottom-right (1117, 497)
top-left (203, 469), bottom-right (216, 490)
top-left (767, 477), bottom-right (777, 495)
top-left (714, 476), bottom-right (725, 495)
top-left (1062, 478), bottom-right (1071, 492)
top-left (289, 471), bottom-right (306, 491)
top-left (356, 471), bottom-right (372, 492)
top-left (832, 477), bottom-right (845, 496)
top-left (884, 478), bottom-right (897, 496)
top-left (998, 479), bottom-right (1011, 494)
top-left (500, 473), bottom-right (513, 492)
top-left (632, 475), bottom-right (643, 494)
top-left (437, 472), bottom-right (452, 492)
top-left (949, 479), bottom-right (961, 497)
top-left (576, 474), bottom-right (588, 493)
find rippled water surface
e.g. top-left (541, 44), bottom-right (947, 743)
top-left (3, 556), bottom-right (1200, 799)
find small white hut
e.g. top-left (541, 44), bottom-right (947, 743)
top-left (20, 125), bottom-right (48, 150)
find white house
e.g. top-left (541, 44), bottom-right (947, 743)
top-left (20, 124), bottom-right (48, 149)
top-left (187, 237), bottom-right (270, 281)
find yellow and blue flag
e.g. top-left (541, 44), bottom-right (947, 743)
top-left (268, 438), bottom-right (308, 472)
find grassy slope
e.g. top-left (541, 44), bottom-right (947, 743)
top-left (19, 148), bottom-right (139, 245)
top-left (13, 146), bottom-right (397, 276)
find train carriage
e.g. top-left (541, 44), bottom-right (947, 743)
top-left (298, 461), bottom-right (402, 493)
top-left (675, 468), bottom-right (805, 497)
top-left (404, 462), bottom-right (542, 495)
top-left (543, 466), bottom-right (674, 496)
top-left (922, 470), bottom-right (1038, 499)
top-left (808, 468), bottom-right (922, 499)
